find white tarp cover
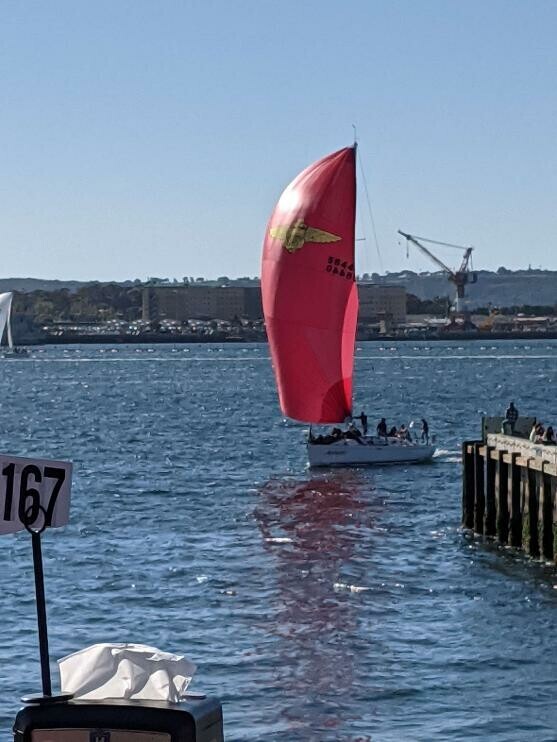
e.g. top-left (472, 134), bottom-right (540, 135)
top-left (58, 643), bottom-right (196, 702)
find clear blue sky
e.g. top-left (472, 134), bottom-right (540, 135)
top-left (1, 0), bottom-right (556, 281)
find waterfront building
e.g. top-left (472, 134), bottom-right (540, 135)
top-left (142, 284), bottom-right (262, 322)
top-left (142, 282), bottom-right (407, 325)
top-left (357, 284), bottom-right (407, 325)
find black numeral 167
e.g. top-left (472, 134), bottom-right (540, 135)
top-left (2, 464), bottom-right (66, 527)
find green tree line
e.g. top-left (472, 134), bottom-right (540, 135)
top-left (11, 284), bottom-right (143, 341)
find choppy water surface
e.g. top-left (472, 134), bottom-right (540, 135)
top-left (0, 341), bottom-right (556, 741)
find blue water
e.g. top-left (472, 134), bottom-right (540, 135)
top-left (0, 341), bottom-right (556, 741)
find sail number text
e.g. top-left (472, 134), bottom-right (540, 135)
top-left (326, 256), bottom-right (354, 280)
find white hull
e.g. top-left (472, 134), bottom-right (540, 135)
top-left (308, 436), bottom-right (435, 467)
top-left (1, 348), bottom-right (29, 358)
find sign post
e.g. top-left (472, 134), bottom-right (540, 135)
top-left (0, 454), bottom-right (72, 702)
top-left (31, 528), bottom-right (52, 697)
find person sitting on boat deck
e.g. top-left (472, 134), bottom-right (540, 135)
top-left (387, 426), bottom-right (397, 438)
top-left (543, 425), bottom-right (555, 445)
top-left (505, 401), bottom-right (519, 434)
top-left (397, 424), bottom-right (411, 441)
top-left (377, 418), bottom-right (388, 437)
top-left (316, 427), bottom-right (342, 445)
top-left (421, 418), bottom-right (429, 444)
top-left (357, 410), bottom-right (368, 435)
top-left (345, 422), bottom-right (365, 444)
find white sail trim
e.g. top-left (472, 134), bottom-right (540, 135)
top-left (0, 293), bottom-right (14, 349)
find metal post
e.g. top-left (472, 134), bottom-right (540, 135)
top-left (31, 531), bottom-right (52, 697)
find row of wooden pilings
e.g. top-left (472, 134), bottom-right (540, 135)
top-left (462, 435), bottom-right (557, 561)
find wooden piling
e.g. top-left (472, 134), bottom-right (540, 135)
top-left (462, 441), bottom-right (475, 530)
top-left (521, 462), bottom-right (539, 557)
top-left (508, 453), bottom-right (522, 547)
top-left (537, 468), bottom-right (553, 561)
top-left (473, 443), bottom-right (485, 534)
top-left (495, 449), bottom-right (509, 544)
top-left (551, 470), bottom-right (557, 563)
top-left (484, 446), bottom-right (496, 536)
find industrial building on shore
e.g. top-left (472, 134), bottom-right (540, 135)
top-left (141, 282), bottom-right (407, 326)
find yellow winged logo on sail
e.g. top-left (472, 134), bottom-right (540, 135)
top-left (270, 219), bottom-right (341, 254)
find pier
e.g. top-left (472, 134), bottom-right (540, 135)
top-left (462, 420), bottom-right (557, 562)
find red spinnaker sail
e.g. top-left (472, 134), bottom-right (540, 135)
top-left (261, 147), bottom-right (358, 423)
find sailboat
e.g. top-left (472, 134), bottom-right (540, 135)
top-left (0, 292), bottom-right (27, 358)
top-left (261, 146), bottom-right (435, 467)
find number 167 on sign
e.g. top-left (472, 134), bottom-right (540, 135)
top-left (0, 455), bottom-right (72, 535)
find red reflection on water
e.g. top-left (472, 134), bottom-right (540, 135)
top-left (253, 472), bottom-right (376, 735)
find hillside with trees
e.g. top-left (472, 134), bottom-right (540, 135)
top-left (11, 284), bottom-right (143, 342)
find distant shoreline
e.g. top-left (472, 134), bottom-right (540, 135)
top-left (17, 330), bottom-right (557, 346)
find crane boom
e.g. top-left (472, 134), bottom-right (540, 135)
top-left (402, 234), bottom-right (473, 251)
top-left (397, 230), bottom-right (454, 276)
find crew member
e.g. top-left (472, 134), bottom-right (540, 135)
top-left (346, 422), bottom-right (365, 444)
top-left (358, 410), bottom-right (368, 435)
top-left (377, 418), bottom-right (387, 437)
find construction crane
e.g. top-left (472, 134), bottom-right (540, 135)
top-left (398, 230), bottom-right (477, 317)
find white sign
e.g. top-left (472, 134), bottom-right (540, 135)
top-left (0, 454), bottom-right (72, 535)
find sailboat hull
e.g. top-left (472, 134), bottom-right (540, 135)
top-left (307, 436), bottom-right (435, 467)
top-left (2, 348), bottom-right (29, 358)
